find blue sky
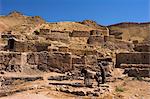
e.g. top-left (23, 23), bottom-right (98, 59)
top-left (0, 0), bottom-right (150, 25)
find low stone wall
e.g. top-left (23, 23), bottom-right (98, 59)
top-left (69, 31), bottom-right (90, 37)
top-left (134, 44), bottom-right (150, 52)
top-left (69, 49), bottom-right (97, 56)
top-left (116, 52), bottom-right (150, 68)
top-left (45, 32), bottom-right (69, 43)
top-left (58, 46), bottom-right (69, 52)
top-left (8, 41), bottom-right (49, 52)
top-left (87, 36), bottom-right (104, 45)
top-left (72, 56), bottom-right (85, 64)
top-left (0, 52), bottom-right (73, 73)
top-left (90, 30), bottom-right (102, 36)
top-left (120, 64), bottom-right (150, 69)
top-left (27, 52), bottom-right (72, 73)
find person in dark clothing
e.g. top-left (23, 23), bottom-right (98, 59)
top-left (81, 68), bottom-right (93, 87)
top-left (98, 63), bottom-right (106, 84)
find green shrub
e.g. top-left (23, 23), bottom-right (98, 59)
top-left (115, 86), bottom-right (125, 92)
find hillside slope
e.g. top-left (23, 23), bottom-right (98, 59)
top-left (108, 22), bottom-right (150, 43)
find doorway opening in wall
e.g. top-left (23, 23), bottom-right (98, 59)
top-left (8, 38), bottom-right (15, 51)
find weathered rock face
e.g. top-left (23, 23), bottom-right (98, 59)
top-left (108, 22), bottom-right (150, 42)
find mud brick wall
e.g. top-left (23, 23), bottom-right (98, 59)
top-left (72, 55), bottom-right (99, 71)
top-left (72, 56), bottom-right (85, 64)
top-left (0, 52), bottom-right (22, 72)
top-left (134, 44), bottom-right (150, 52)
top-left (69, 49), bottom-right (97, 56)
top-left (69, 31), bottom-right (90, 37)
top-left (90, 30), bottom-right (102, 36)
top-left (0, 45), bottom-right (6, 51)
top-left (45, 32), bottom-right (69, 43)
top-left (11, 41), bottom-right (49, 52)
top-left (87, 35), bottom-right (104, 45)
top-left (85, 55), bottom-right (98, 66)
top-left (58, 46), bottom-right (69, 52)
top-left (27, 52), bottom-right (72, 73)
top-left (90, 30), bottom-right (109, 36)
top-left (40, 29), bottom-right (50, 35)
top-left (116, 52), bottom-right (150, 68)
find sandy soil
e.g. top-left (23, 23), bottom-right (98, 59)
top-left (0, 69), bottom-right (150, 99)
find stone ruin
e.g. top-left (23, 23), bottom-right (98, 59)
top-left (115, 43), bottom-right (150, 77)
top-left (0, 28), bottom-right (117, 76)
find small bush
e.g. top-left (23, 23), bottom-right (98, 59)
top-left (115, 86), bottom-right (125, 92)
top-left (132, 76), bottom-right (143, 81)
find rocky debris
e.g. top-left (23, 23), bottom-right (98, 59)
top-left (80, 20), bottom-right (106, 30)
top-left (0, 85), bottom-right (39, 97)
top-left (71, 91), bottom-right (86, 96)
top-left (48, 75), bottom-right (72, 81)
top-left (57, 86), bottom-right (110, 97)
top-left (86, 91), bottom-right (99, 96)
top-left (59, 87), bottom-right (86, 96)
top-left (0, 52), bottom-right (22, 72)
top-left (5, 65), bottom-right (21, 72)
top-left (124, 68), bottom-right (150, 77)
top-left (1, 76), bottom-right (43, 86)
top-left (49, 82), bottom-right (84, 87)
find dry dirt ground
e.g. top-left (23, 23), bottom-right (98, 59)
top-left (0, 69), bottom-right (150, 99)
